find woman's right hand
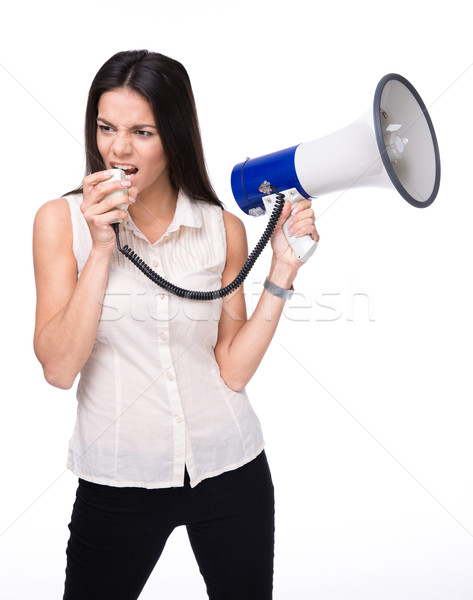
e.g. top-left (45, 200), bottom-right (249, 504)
top-left (80, 170), bottom-right (137, 252)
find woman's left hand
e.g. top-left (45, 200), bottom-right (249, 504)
top-left (270, 198), bottom-right (319, 270)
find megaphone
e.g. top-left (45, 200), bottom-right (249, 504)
top-left (231, 73), bottom-right (441, 262)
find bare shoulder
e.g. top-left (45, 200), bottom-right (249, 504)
top-left (220, 210), bottom-right (248, 287)
top-left (33, 197), bottom-right (77, 331)
top-left (33, 197), bottom-right (76, 286)
top-left (222, 209), bottom-right (247, 251)
top-left (33, 198), bottom-right (72, 250)
top-left (34, 197), bottom-right (71, 229)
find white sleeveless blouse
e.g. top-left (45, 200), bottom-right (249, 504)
top-left (65, 191), bottom-right (264, 488)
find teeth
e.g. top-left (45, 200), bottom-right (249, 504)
top-left (113, 164), bottom-right (135, 171)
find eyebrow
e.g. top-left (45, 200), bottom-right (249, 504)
top-left (97, 117), bottom-right (158, 130)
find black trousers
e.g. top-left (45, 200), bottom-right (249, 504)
top-left (63, 451), bottom-right (275, 600)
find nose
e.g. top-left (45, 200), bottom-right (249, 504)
top-left (111, 131), bottom-right (132, 157)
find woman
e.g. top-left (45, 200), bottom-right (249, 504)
top-left (33, 50), bottom-right (318, 600)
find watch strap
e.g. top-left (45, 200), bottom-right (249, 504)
top-left (263, 276), bottom-right (294, 300)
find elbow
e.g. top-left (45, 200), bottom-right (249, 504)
top-left (225, 381), bottom-right (246, 393)
top-left (219, 368), bottom-right (247, 393)
top-left (42, 364), bottom-right (76, 390)
top-left (215, 347), bottom-right (249, 392)
top-left (45, 371), bottom-right (75, 390)
top-left (224, 379), bottom-right (246, 393)
top-left (35, 342), bottom-right (77, 390)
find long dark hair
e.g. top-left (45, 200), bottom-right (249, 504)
top-left (67, 50), bottom-right (223, 208)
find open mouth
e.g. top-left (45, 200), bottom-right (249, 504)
top-left (112, 164), bottom-right (138, 180)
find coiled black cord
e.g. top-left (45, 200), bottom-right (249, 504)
top-left (114, 192), bottom-right (285, 300)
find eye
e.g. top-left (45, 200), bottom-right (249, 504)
top-left (135, 130), bottom-right (153, 138)
top-left (98, 125), bottom-right (114, 134)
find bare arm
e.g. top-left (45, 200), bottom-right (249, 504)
top-left (33, 171), bottom-right (136, 389)
top-left (214, 200), bottom-right (318, 391)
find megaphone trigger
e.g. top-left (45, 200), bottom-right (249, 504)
top-left (262, 188), bottom-right (318, 263)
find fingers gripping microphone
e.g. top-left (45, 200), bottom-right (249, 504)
top-left (231, 73), bottom-right (441, 259)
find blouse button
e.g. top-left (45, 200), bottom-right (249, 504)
top-left (159, 332), bottom-right (168, 342)
top-left (166, 372), bottom-right (174, 381)
top-left (152, 259), bottom-right (158, 268)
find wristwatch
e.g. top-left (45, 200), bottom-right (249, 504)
top-left (263, 277), bottom-right (294, 300)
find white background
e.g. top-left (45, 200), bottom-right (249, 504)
top-left (1, 0), bottom-right (472, 598)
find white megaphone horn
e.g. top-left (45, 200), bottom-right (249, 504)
top-left (231, 73), bottom-right (441, 263)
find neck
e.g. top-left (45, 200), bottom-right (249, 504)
top-left (130, 182), bottom-right (178, 224)
top-left (128, 181), bottom-right (179, 244)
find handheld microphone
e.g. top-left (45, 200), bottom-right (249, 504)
top-left (104, 168), bottom-right (129, 224)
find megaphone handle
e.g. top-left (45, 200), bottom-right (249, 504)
top-left (282, 219), bottom-right (318, 262)
top-left (262, 192), bottom-right (317, 262)
top-left (282, 192), bottom-right (318, 262)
